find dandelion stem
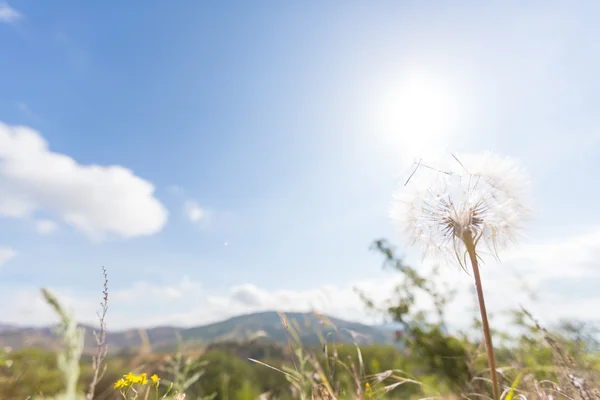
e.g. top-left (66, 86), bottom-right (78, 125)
top-left (463, 231), bottom-right (500, 400)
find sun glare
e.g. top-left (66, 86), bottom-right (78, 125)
top-left (372, 72), bottom-right (462, 162)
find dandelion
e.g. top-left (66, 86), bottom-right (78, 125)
top-left (392, 152), bottom-right (528, 265)
top-left (390, 151), bottom-right (530, 400)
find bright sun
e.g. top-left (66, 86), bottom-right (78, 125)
top-left (373, 72), bottom-right (461, 161)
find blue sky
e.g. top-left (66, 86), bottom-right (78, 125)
top-left (1, 1), bottom-right (600, 330)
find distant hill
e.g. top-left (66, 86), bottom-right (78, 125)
top-left (0, 323), bottom-right (18, 333)
top-left (0, 311), bottom-right (393, 353)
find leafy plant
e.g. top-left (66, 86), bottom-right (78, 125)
top-left (38, 288), bottom-right (86, 400)
top-left (159, 334), bottom-right (215, 400)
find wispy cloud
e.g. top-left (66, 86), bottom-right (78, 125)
top-left (53, 28), bottom-right (90, 72)
top-left (35, 220), bottom-right (59, 235)
top-left (0, 248), bottom-right (16, 269)
top-left (184, 200), bottom-right (205, 223)
top-left (166, 185), bottom-right (184, 196)
top-left (113, 276), bottom-right (201, 303)
top-left (15, 102), bottom-right (44, 124)
top-left (0, 2), bottom-right (21, 23)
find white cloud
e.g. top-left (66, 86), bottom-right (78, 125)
top-left (160, 224), bottom-right (600, 331)
top-left (208, 282), bottom-right (388, 320)
top-left (0, 248), bottom-right (15, 268)
top-left (168, 188), bottom-right (211, 225)
top-left (0, 2), bottom-right (21, 23)
top-left (0, 276), bottom-right (389, 329)
top-left (507, 227), bottom-right (600, 281)
top-left (0, 286), bottom-right (98, 327)
top-left (2, 226), bottom-right (600, 330)
top-left (113, 276), bottom-right (201, 303)
top-left (430, 224), bottom-right (600, 330)
top-left (184, 200), bottom-right (205, 223)
top-left (0, 122), bottom-right (168, 240)
top-left (35, 219), bottom-right (58, 235)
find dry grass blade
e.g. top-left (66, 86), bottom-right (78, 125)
top-left (278, 312), bottom-right (302, 377)
top-left (460, 393), bottom-right (493, 400)
top-left (371, 370), bottom-right (393, 384)
top-left (307, 354), bottom-right (336, 397)
top-left (381, 379), bottom-right (420, 393)
top-left (248, 358), bottom-right (301, 383)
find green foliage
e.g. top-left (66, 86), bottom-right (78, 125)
top-left (0, 348), bottom-right (63, 398)
top-left (159, 334), bottom-right (216, 400)
top-left (196, 350), bottom-right (259, 399)
top-left (359, 239), bottom-right (470, 395)
top-left (79, 358), bottom-right (129, 399)
top-left (0, 346), bottom-right (11, 368)
top-left (232, 380), bottom-right (261, 400)
top-left (2, 331), bottom-right (599, 399)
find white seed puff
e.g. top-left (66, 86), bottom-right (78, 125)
top-left (390, 152), bottom-right (530, 268)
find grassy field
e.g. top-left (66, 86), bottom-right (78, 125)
top-left (1, 239), bottom-right (599, 399)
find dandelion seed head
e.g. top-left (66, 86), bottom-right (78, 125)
top-left (390, 151), bottom-right (530, 266)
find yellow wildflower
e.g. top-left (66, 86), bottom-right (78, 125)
top-left (151, 374), bottom-right (160, 384)
top-left (113, 378), bottom-right (127, 389)
top-left (124, 372), bottom-right (138, 384)
top-left (139, 372), bottom-right (148, 385)
top-left (365, 382), bottom-right (373, 399)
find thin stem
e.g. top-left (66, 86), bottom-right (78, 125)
top-left (87, 266), bottom-right (109, 400)
top-left (143, 383), bottom-right (151, 400)
top-left (463, 231), bottom-right (500, 400)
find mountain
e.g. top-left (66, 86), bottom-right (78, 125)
top-left (378, 322), bottom-right (404, 331)
top-left (0, 323), bottom-right (18, 333)
top-left (0, 311), bottom-right (393, 353)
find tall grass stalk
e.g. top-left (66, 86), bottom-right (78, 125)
top-left (86, 266), bottom-right (109, 400)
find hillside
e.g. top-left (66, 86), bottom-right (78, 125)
top-left (0, 311), bottom-right (393, 353)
